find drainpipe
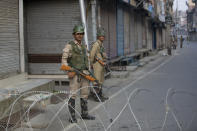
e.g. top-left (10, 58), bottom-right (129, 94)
top-left (19, 0), bottom-right (25, 73)
top-left (79, 0), bottom-right (89, 50)
top-left (91, 0), bottom-right (97, 41)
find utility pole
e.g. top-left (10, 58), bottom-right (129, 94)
top-left (79, 0), bottom-right (89, 50)
top-left (79, 0), bottom-right (91, 70)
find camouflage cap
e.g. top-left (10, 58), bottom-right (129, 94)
top-left (73, 25), bottom-right (84, 34)
top-left (97, 27), bottom-right (105, 37)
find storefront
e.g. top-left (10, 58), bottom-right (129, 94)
top-left (25, 0), bottom-right (93, 75)
top-left (0, 0), bottom-right (20, 79)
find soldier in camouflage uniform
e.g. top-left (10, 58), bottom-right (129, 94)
top-left (90, 28), bottom-right (109, 102)
top-left (62, 25), bottom-right (95, 123)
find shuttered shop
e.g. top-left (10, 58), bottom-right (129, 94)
top-left (142, 16), bottom-right (147, 48)
top-left (162, 28), bottom-right (166, 48)
top-left (100, 3), bottom-right (110, 58)
top-left (129, 9), bottom-right (135, 53)
top-left (124, 7), bottom-right (130, 55)
top-left (147, 21), bottom-right (153, 50)
top-left (25, 0), bottom-right (83, 74)
top-left (0, 0), bottom-right (20, 79)
top-left (156, 28), bottom-right (162, 49)
top-left (117, 4), bottom-right (124, 56)
top-left (134, 13), bottom-right (138, 50)
top-left (137, 14), bottom-right (143, 49)
top-left (100, 1), bottom-right (117, 59)
top-left (108, 1), bottom-right (117, 58)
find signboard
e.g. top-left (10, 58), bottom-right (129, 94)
top-left (165, 15), bottom-right (172, 25)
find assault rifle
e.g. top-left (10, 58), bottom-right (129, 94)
top-left (61, 65), bottom-right (100, 84)
top-left (95, 56), bottom-right (111, 73)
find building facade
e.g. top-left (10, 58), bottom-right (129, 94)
top-left (187, 0), bottom-right (197, 41)
top-left (0, 0), bottom-right (20, 79)
top-left (0, 0), bottom-right (174, 79)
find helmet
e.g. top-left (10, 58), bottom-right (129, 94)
top-left (97, 28), bottom-right (105, 37)
top-left (73, 25), bottom-right (84, 34)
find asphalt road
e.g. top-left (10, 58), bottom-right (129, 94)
top-left (66, 42), bottom-right (197, 131)
top-left (13, 41), bottom-right (197, 131)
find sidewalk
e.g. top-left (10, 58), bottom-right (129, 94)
top-left (0, 73), bottom-right (54, 129)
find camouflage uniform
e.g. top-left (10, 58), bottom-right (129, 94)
top-left (90, 40), bottom-right (106, 84)
top-left (62, 25), bottom-right (95, 123)
top-left (62, 40), bottom-right (89, 99)
top-left (89, 28), bottom-right (108, 102)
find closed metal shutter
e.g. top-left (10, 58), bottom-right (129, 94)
top-left (159, 28), bottom-right (162, 48)
top-left (156, 29), bottom-right (159, 49)
top-left (100, 0), bottom-right (117, 59)
top-left (108, 1), bottom-right (117, 59)
top-left (153, 28), bottom-right (157, 49)
top-left (156, 28), bottom-right (162, 49)
top-left (0, 0), bottom-right (20, 79)
top-left (108, 1), bottom-right (118, 58)
top-left (134, 13), bottom-right (138, 50)
top-left (25, 0), bottom-right (81, 74)
top-left (124, 7), bottom-right (130, 55)
top-left (137, 14), bottom-right (143, 49)
top-left (142, 16), bottom-right (147, 48)
top-left (117, 4), bottom-right (124, 56)
top-left (147, 21), bottom-right (153, 50)
top-left (100, 3), bottom-right (110, 58)
top-left (162, 28), bottom-right (166, 48)
top-left (129, 9), bottom-right (135, 53)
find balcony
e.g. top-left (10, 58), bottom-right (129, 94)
top-left (142, 1), bottom-right (155, 18)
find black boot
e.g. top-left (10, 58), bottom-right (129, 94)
top-left (89, 87), bottom-right (105, 102)
top-left (68, 98), bottom-right (77, 123)
top-left (80, 98), bottom-right (95, 120)
top-left (99, 89), bottom-right (109, 101)
top-left (92, 91), bottom-right (105, 102)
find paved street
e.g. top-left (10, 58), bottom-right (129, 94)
top-left (12, 41), bottom-right (197, 131)
top-left (64, 42), bottom-right (197, 131)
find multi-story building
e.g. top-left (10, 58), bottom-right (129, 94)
top-left (173, 10), bottom-right (187, 36)
top-left (187, 0), bottom-right (197, 40)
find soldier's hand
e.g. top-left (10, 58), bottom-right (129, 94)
top-left (68, 72), bottom-right (76, 78)
top-left (102, 53), bottom-right (107, 59)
